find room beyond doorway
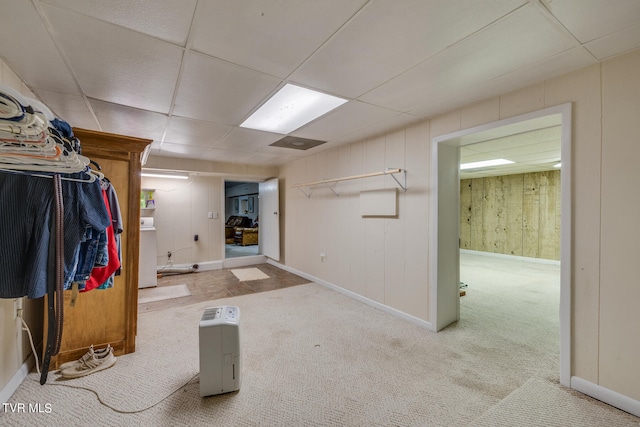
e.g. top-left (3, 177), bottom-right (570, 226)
top-left (224, 180), bottom-right (260, 259)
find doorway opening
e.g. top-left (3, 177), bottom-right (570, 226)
top-left (430, 103), bottom-right (572, 387)
top-left (224, 181), bottom-right (260, 259)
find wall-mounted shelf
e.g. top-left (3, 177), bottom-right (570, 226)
top-left (289, 168), bottom-right (406, 198)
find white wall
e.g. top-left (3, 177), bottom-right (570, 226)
top-left (141, 175), bottom-right (224, 267)
top-left (280, 48), bottom-right (640, 403)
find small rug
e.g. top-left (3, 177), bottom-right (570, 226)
top-left (138, 284), bottom-right (191, 304)
top-left (231, 267), bottom-right (269, 281)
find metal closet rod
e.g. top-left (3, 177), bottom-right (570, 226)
top-left (289, 168), bottom-right (406, 197)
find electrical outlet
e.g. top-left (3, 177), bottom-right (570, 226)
top-left (320, 252), bottom-right (326, 262)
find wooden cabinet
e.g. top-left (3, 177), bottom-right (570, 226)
top-left (45, 128), bottom-right (150, 368)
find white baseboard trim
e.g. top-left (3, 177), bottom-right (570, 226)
top-left (460, 249), bottom-right (561, 265)
top-left (156, 256), bottom-right (269, 272)
top-left (267, 260), bottom-right (433, 331)
top-left (571, 376), bottom-right (640, 417)
top-left (157, 260), bottom-right (223, 273)
top-left (1, 354), bottom-right (34, 404)
top-left (223, 255), bottom-right (266, 269)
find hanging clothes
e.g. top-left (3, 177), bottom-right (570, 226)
top-left (83, 188), bottom-right (120, 292)
top-left (0, 83), bottom-right (115, 383)
top-left (0, 171), bottom-right (110, 298)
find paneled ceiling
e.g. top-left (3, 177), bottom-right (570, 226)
top-left (460, 126), bottom-right (561, 179)
top-left (1, 0), bottom-right (639, 169)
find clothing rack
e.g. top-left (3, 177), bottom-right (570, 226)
top-left (289, 168), bottom-right (407, 198)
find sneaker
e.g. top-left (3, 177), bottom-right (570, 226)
top-left (60, 347), bottom-right (116, 379)
top-left (57, 345), bottom-right (112, 372)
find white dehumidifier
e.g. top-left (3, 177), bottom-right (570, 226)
top-left (199, 306), bottom-right (241, 397)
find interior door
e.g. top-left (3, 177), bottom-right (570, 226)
top-left (259, 178), bottom-right (280, 261)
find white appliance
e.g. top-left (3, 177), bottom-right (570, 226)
top-left (199, 306), bottom-right (241, 397)
top-left (138, 217), bottom-right (157, 288)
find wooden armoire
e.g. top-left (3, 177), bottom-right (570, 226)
top-left (45, 128), bottom-right (151, 368)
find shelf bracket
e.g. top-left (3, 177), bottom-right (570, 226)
top-left (325, 182), bottom-right (339, 197)
top-left (296, 186), bottom-right (312, 198)
top-left (389, 168), bottom-right (407, 192)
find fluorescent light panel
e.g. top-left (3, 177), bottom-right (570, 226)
top-left (141, 172), bottom-right (188, 180)
top-left (460, 158), bottom-right (514, 170)
top-left (240, 84), bottom-right (348, 134)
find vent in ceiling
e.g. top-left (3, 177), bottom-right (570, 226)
top-left (269, 136), bottom-right (326, 151)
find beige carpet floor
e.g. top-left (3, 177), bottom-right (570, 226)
top-left (3, 254), bottom-right (639, 426)
top-left (471, 378), bottom-right (639, 427)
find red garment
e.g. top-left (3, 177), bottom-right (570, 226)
top-left (82, 189), bottom-right (120, 292)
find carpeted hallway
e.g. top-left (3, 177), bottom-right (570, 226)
top-left (3, 254), bottom-right (639, 426)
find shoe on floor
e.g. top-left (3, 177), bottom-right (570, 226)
top-left (60, 347), bottom-right (116, 379)
top-left (57, 344), bottom-right (112, 372)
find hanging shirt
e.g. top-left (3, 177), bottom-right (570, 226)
top-left (83, 189), bottom-right (120, 292)
top-left (0, 172), bottom-right (110, 299)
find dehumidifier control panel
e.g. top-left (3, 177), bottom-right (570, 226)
top-left (200, 306), bottom-right (240, 326)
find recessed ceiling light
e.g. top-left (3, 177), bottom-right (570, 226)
top-left (553, 163), bottom-right (561, 168)
top-left (240, 83), bottom-right (348, 134)
top-left (460, 158), bottom-right (514, 170)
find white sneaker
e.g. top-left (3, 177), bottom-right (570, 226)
top-left (57, 345), bottom-right (112, 372)
top-left (60, 347), bottom-right (116, 379)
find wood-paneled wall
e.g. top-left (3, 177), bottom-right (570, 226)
top-left (460, 170), bottom-right (560, 260)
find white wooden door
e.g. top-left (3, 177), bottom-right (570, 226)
top-left (259, 178), bottom-right (280, 261)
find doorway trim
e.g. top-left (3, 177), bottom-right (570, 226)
top-left (429, 103), bottom-right (572, 387)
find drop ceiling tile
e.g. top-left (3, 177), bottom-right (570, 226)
top-left (88, 98), bottom-right (168, 141)
top-left (510, 151), bottom-right (561, 164)
top-left (257, 145), bottom-right (309, 159)
top-left (244, 151), bottom-right (296, 167)
top-left (43, 3), bottom-right (183, 114)
top-left (190, 0), bottom-right (367, 78)
top-left (213, 128), bottom-right (282, 152)
top-left (412, 46), bottom-right (596, 119)
top-left (498, 141), bottom-right (560, 160)
top-left (158, 142), bottom-right (208, 159)
top-left (585, 22), bottom-right (640, 60)
top-left (291, 101), bottom-right (402, 142)
top-left (164, 117), bottom-right (232, 147)
top-left (0, 1), bottom-right (79, 94)
top-left (291, 0), bottom-right (527, 98)
top-left (543, 0), bottom-right (640, 44)
top-left (466, 127), bottom-right (561, 153)
top-left (34, 89), bottom-right (99, 130)
top-left (361, 4), bottom-right (576, 113)
top-left (173, 52), bottom-right (281, 124)
top-left (200, 148), bottom-right (253, 163)
top-left (42, 0), bottom-right (197, 45)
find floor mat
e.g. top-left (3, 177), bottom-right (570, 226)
top-left (138, 284), bottom-right (191, 304)
top-left (231, 267), bottom-right (269, 281)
